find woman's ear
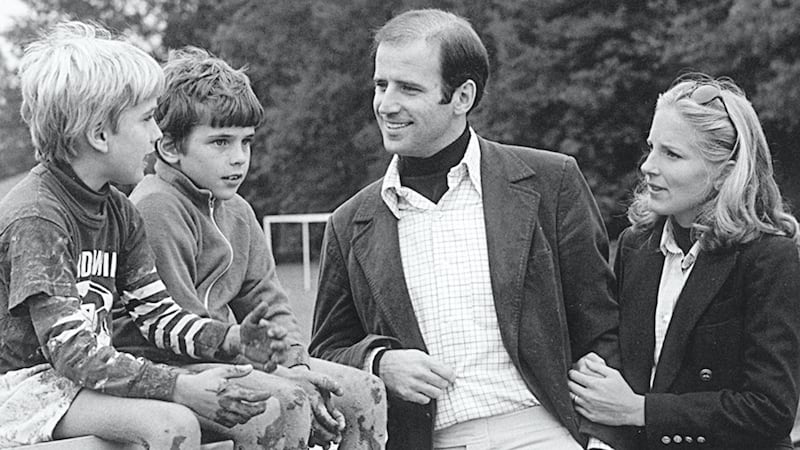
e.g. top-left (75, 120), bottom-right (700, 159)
top-left (157, 134), bottom-right (182, 165)
top-left (86, 123), bottom-right (109, 153)
top-left (452, 79), bottom-right (477, 116)
top-left (713, 160), bottom-right (736, 191)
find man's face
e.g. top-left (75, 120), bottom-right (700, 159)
top-left (372, 39), bottom-right (464, 158)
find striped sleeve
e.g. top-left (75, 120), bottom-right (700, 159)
top-left (28, 294), bottom-right (177, 400)
top-left (121, 268), bottom-right (230, 360)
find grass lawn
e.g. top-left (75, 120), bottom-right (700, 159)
top-left (275, 260), bottom-right (320, 343)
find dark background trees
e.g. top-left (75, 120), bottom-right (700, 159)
top-left (2, 0), bottom-right (798, 255)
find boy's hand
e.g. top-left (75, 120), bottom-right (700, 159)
top-left (274, 365), bottom-right (345, 448)
top-left (173, 365), bottom-right (271, 427)
top-left (238, 303), bottom-right (289, 371)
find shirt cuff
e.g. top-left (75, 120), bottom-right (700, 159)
top-left (363, 346), bottom-right (387, 373)
top-left (588, 436), bottom-right (615, 450)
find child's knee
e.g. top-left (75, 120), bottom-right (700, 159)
top-left (250, 377), bottom-right (311, 449)
top-left (145, 402), bottom-right (201, 448)
top-left (273, 382), bottom-right (311, 423)
top-left (342, 370), bottom-right (387, 414)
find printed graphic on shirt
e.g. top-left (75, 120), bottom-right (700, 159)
top-left (74, 249), bottom-right (118, 347)
top-left (77, 250), bottom-right (118, 279)
top-left (75, 280), bottom-right (113, 347)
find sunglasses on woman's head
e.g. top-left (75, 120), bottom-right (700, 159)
top-left (686, 83), bottom-right (738, 158)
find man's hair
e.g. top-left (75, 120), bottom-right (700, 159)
top-left (374, 8), bottom-right (489, 113)
top-left (628, 73), bottom-right (799, 250)
top-left (19, 21), bottom-right (164, 163)
top-left (157, 46), bottom-right (264, 150)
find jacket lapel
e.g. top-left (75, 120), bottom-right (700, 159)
top-left (480, 138), bottom-right (540, 363)
top-left (351, 186), bottom-right (428, 351)
top-left (618, 234), bottom-right (663, 394)
top-left (651, 247), bottom-right (737, 392)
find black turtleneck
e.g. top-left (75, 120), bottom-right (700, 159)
top-left (398, 125), bottom-right (470, 203)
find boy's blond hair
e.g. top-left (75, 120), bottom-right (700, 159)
top-left (19, 21), bottom-right (164, 163)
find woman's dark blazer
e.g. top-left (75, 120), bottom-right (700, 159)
top-left (615, 220), bottom-right (800, 449)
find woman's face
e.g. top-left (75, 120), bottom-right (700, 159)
top-left (640, 106), bottom-right (716, 227)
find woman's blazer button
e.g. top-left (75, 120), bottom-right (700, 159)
top-left (699, 368), bottom-right (713, 382)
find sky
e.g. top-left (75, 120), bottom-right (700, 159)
top-left (0, 0), bottom-right (28, 31)
top-left (0, 0), bottom-right (28, 65)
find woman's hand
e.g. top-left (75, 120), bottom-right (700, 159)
top-left (568, 352), bottom-right (645, 426)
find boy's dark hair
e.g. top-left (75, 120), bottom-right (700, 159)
top-left (157, 46), bottom-right (264, 149)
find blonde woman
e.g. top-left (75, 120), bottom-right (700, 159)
top-left (569, 74), bottom-right (800, 450)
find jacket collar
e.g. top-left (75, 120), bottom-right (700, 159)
top-left (154, 159), bottom-right (215, 212)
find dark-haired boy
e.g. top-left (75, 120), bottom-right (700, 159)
top-left (122, 46), bottom-right (387, 449)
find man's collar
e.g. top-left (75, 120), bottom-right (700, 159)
top-left (380, 128), bottom-right (482, 216)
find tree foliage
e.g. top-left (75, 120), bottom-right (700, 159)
top-left (2, 0), bottom-right (799, 245)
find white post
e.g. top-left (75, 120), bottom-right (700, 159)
top-left (302, 221), bottom-right (311, 290)
top-left (261, 213), bottom-right (331, 291)
top-left (263, 218), bottom-right (272, 250)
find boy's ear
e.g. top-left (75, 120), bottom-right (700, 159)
top-left (157, 134), bottom-right (182, 164)
top-left (86, 123), bottom-right (110, 153)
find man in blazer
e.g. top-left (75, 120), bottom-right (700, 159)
top-left (310, 8), bottom-right (625, 450)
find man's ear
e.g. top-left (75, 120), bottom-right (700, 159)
top-left (86, 123), bottom-right (109, 153)
top-left (157, 134), bottom-right (182, 165)
top-left (452, 79), bottom-right (476, 115)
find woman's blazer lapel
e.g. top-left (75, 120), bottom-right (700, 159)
top-left (618, 229), bottom-right (663, 394)
top-left (650, 248), bottom-right (737, 392)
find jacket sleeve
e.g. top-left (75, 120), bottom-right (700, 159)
top-left (555, 158), bottom-right (633, 448)
top-left (556, 157), bottom-right (620, 366)
top-left (229, 207), bottom-right (308, 367)
top-left (309, 216), bottom-right (400, 368)
top-left (643, 238), bottom-right (800, 447)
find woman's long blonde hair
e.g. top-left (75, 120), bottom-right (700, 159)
top-left (627, 74), bottom-right (799, 250)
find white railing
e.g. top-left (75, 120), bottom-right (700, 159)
top-left (263, 213), bottom-right (331, 290)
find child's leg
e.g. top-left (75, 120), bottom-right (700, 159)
top-left (53, 389), bottom-right (201, 448)
top-left (310, 357), bottom-right (388, 450)
top-left (184, 363), bottom-right (312, 450)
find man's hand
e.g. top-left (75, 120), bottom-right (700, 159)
top-left (568, 352), bottom-right (645, 426)
top-left (274, 365), bottom-right (345, 449)
top-left (378, 349), bottom-right (456, 404)
top-left (173, 365), bottom-right (271, 428)
top-left (236, 303), bottom-right (289, 371)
